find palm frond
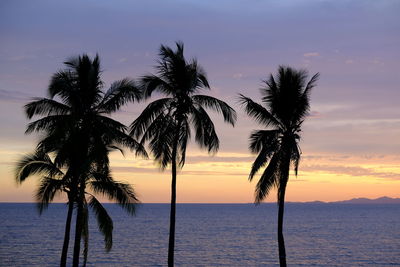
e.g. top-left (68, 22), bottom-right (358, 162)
top-left (248, 130), bottom-right (281, 181)
top-left (291, 143), bottom-right (301, 176)
top-left (25, 115), bottom-right (71, 134)
top-left (36, 177), bottom-right (64, 214)
top-left (249, 130), bottom-right (280, 154)
top-left (107, 145), bottom-right (125, 157)
top-left (89, 169), bottom-right (111, 183)
top-left (249, 148), bottom-right (271, 181)
top-left (15, 152), bottom-right (64, 184)
top-left (187, 59), bottom-right (210, 91)
top-left (93, 114), bottom-right (127, 132)
top-left (98, 78), bottom-right (142, 113)
top-left (192, 95), bottom-right (236, 126)
top-left (140, 75), bottom-right (173, 98)
top-left (90, 117), bottom-right (148, 158)
top-left (304, 73), bottom-right (320, 96)
top-left (294, 72), bottom-right (320, 122)
top-left (90, 181), bottom-right (139, 215)
top-left (48, 70), bottom-right (76, 101)
top-left (190, 105), bottom-right (219, 153)
top-left (238, 94), bottom-right (281, 128)
top-left (129, 97), bottom-right (172, 139)
top-left (108, 133), bottom-right (148, 158)
top-left (255, 153), bottom-right (280, 203)
top-left (24, 98), bottom-right (70, 119)
top-left (88, 196), bottom-right (113, 251)
top-left (178, 119), bottom-right (190, 167)
top-left (142, 113), bottom-right (175, 169)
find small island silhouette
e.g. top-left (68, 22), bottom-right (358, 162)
top-left (284, 196), bottom-right (400, 204)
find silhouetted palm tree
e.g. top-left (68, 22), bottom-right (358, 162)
top-left (23, 54), bottom-right (146, 267)
top-left (15, 150), bottom-right (138, 267)
top-left (129, 42), bottom-right (237, 267)
top-left (239, 66), bottom-right (319, 267)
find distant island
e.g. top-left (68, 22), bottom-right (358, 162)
top-left (332, 196), bottom-right (400, 204)
top-left (286, 196), bottom-right (400, 204)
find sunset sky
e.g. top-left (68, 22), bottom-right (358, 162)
top-left (0, 0), bottom-right (399, 203)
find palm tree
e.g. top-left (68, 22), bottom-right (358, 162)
top-left (15, 149), bottom-right (139, 267)
top-left (239, 66), bottom-right (319, 267)
top-left (22, 54), bottom-right (146, 267)
top-left (15, 150), bottom-right (75, 266)
top-left (129, 42), bottom-right (237, 267)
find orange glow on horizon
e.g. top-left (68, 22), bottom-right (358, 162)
top-left (2, 150), bottom-right (399, 203)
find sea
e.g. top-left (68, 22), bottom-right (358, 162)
top-left (0, 203), bottom-right (399, 266)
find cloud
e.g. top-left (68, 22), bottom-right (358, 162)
top-left (186, 155), bottom-right (254, 164)
top-left (345, 59), bottom-right (354, 64)
top-left (111, 166), bottom-right (248, 176)
top-left (118, 57), bottom-right (128, 63)
top-left (8, 54), bottom-right (37, 62)
top-left (302, 164), bottom-right (400, 180)
top-left (232, 73), bottom-right (243, 79)
top-left (308, 110), bottom-right (322, 118)
top-left (303, 52), bottom-right (319, 57)
top-left (371, 58), bottom-right (384, 66)
top-left (0, 89), bottom-right (32, 102)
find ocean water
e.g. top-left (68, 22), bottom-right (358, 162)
top-left (0, 203), bottom-right (399, 266)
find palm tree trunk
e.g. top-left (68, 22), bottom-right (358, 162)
top-left (60, 200), bottom-right (74, 267)
top-left (72, 185), bottom-right (85, 267)
top-left (277, 156), bottom-right (290, 267)
top-left (277, 185), bottom-right (287, 267)
top-left (168, 131), bottom-right (179, 267)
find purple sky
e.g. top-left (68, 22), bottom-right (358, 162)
top-left (0, 0), bottom-right (399, 202)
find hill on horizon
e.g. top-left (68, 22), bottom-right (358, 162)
top-left (285, 196), bottom-right (400, 204)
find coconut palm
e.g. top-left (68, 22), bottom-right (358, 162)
top-left (15, 149), bottom-right (139, 267)
top-left (129, 42), bottom-right (237, 267)
top-left (239, 66), bottom-right (319, 267)
top-left (22, 54), bottom-right (146, 267)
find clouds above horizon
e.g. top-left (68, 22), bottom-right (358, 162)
top-left (0, 0), bottom-right (399, 201)
top-left (1, 0), bottom-right (399, 153)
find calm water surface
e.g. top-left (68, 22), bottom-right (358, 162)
top-left (0, 203), bottom-right (399, 266)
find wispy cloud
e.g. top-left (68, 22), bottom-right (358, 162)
top-left (303, 164), bottom-right (400, 180)
top-left (0, 89), bottom-right (32, 102)
top-left (303, 52), bottom-right (319, 58)
top-left (118, 57), bottom-right (128, 63)
top-left (111, 166), bottom-right (248, 176)
top-left (187, 155), bottom-right (254, 164)
top-left (308, 110), bottom-right (322, 118)
top-left (8, 54), bottom-right (37, 62)
top-left (232, 73), bottom-right (243, 79)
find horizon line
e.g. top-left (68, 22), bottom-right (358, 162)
top-left (1, 196), bottom-right (399, 205)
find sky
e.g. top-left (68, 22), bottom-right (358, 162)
top-left (0, 0), bottom-right (399, 203)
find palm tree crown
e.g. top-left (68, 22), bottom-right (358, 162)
top-left (240, 66), bottom-right (319, 202)
top-left (25, 54), bottom-right (145, 162)
top-left (130, 42), bottom-right (236, 168)
top-left (20, 54), bottom-right (146, 267)
top-left (15, 150), bottom-right (138, 250)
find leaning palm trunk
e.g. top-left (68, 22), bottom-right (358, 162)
top-left (168, 128), bottom-right (179, 267)
top-left (60, 200), bottom-right (74, 267)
